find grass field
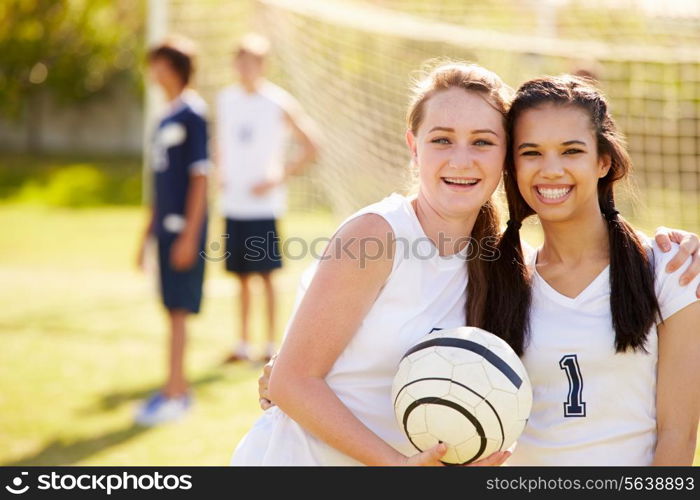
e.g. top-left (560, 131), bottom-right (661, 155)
top-left (0, 203), bottom-right (336, 466)
top-left (0, 201), bottom-right (698, 466)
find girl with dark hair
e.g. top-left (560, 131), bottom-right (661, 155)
top-left (250, 65), bottom-right (700, 466)
top-left (488, 76), bottom-right (700, 465)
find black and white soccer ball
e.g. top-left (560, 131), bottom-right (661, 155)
top-left (392, 326), bottom-right (532, 465)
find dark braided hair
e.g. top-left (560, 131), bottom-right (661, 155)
top-left (483, 75), bottom-right (660, 355)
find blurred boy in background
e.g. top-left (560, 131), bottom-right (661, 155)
top-left (216, 33), bottom-right (318, 363)
top-left (136, 36), bottom-right (210, 425)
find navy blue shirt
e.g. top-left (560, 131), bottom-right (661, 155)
top-left (151, 94), bottom-right (209, 238)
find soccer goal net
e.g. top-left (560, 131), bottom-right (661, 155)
top-left (155, 0), bottom-right (700, 232)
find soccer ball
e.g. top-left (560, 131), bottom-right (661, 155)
top-left (391, 326), bottom-right (532, 465)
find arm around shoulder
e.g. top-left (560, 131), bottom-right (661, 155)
top-left (282, 97), bottom-right (320, 175)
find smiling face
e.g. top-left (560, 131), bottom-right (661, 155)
top-left (513, 103), bottom-right (611, 224)
top-left (406, 87), bottom-right (506, 219)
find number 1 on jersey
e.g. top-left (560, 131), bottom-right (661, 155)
top-left (559, 354), bottom-right (586, 417)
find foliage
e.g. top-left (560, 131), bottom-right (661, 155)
top-left (0, 154), bottom-right (142, 206)
top-left (0, 0), bottom-right (145, 121)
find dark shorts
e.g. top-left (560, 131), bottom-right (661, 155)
top-left (224, 218), bottom-right (282, 274)
top-left (157, 232), bottom-right (206, 313)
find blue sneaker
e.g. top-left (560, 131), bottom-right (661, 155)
top-left (135, 392), bottom-right (192, 426)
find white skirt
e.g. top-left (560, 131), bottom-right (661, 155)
top-left (230, 406), bottom-right (363, 466)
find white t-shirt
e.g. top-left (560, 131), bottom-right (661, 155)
top-left (508, 239), bottom-right (700, 466)
top-left (231, 193), bottom-right (472, 465)
top-left (216, 82), bottom-right (292, 219)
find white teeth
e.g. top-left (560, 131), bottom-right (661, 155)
top-left (444, 178), bottom-right (479, 185)
top-left (537, 187), bottom-right (572, 199)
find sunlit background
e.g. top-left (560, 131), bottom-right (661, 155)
top-left (1, 0), bottom-right (699, 465)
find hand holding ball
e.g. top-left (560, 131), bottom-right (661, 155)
top-left (392, 327), bottom-right (532, 465)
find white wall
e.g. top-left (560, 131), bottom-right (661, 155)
top-left (0, 82), bottom-right (143, 155)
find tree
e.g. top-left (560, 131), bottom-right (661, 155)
top-left (0, 0), bottom-right (145, 150)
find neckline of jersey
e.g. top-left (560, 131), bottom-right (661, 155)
top-left (532, 250), bottom-right (611, 306)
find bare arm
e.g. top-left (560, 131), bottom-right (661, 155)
top-left (136, 204), bottom-right (156, 270)
top-left (653, 301), bottom-right (700, 465)
top-left (170, 173), bottom-right (207, 271)
top-left (281, 105), bottom-right (319, 180)
top-left (182, 173), bottom-right (207, 240)
top-left (142, 204), bottom-right (155, 240)
top-left (262, 219), bottom-right (510, 466)
top-left (268, 214), bottom-right (410, 465)
top-left (250, 97), bottom-right (319, 197)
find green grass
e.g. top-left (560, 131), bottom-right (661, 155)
top-left (0, 202), bottom-right (697, 466)
top-left (0, 203), bottom-right (337, 465)
top-left (0, 153), bottom-right (143, 206)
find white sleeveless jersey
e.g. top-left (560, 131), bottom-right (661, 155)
top-left (508, 239), bottom-right (700, 466)
top-left (231, 193), bottom-right (471, 465)
top-left (216, 82), bottom-right (291, 219)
